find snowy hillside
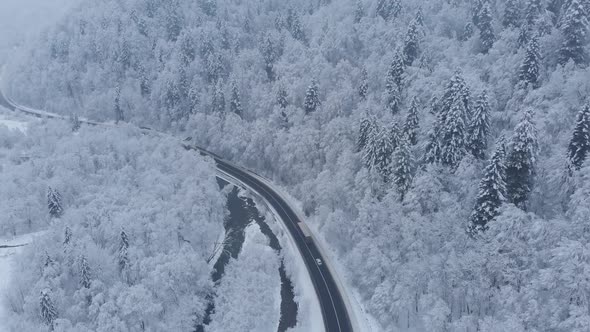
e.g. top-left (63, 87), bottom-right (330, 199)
top-left (3, 0), bottom-right (590, 330)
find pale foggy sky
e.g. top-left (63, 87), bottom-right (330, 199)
top-left (0, 0), bottom-right (81, 64)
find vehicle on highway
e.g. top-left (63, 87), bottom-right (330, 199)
top-left (298, 222), bottom-right (313, 243)
top-left (315, 258), bottom-right (323, 266)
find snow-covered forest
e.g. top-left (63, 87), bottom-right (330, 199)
top-left (4, 0), bottom-right (590, 330)
top-left (0, 119), bottom-right (226, 331)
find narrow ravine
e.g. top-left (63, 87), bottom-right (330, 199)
top-left (196, 178), bottom-right (297, 332)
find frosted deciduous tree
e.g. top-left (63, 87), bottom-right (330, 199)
top-left (568, 103), bottom-right (590, 170)
top-left (558, 0), bottom-right (589, 65)
top-left (47, 187), bottom-right (63, 218)
top-left (468, 138), bottom-right (507, 234)
top-left (304, 78), bottom-right (321, 114)
top-left (467, 90), bottom-right (491, 159)
top-left (506, 110), bottom-right (538, 209)
top-left (403, 97), bottom-right (420, 145)
top-left (519, 36), bottom-right (541, 88)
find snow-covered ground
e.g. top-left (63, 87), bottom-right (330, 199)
top-left (0, 107), bottom-right (28, 132)
top-left (0, 232), bottom-right (44, 332)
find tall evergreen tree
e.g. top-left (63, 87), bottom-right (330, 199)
top-left (212, 80), bottom-right (225, 114)
top-left (403, 19), bottom-right (421, 65)
top-left (40, 290), bottom-right (58, 331)
top-left (376, 0), bottom-right (402, 21)
top-left (468, 137), bottom-right (507, 234)
top-left (558, 0), bottom-right (589, 65)
top-left (403, 97), bottom-right (420, 145)
top-left (385, 52), bottom-right (405, 114)
top-left (503, 0), bottom-right (522, 28)
top-left (354, 0), bottom-right (364, 23)
top-left (286, 8), bottom-right (306, 43)
top-left (114, 84), bottom-right (124, 124)
top-left (47, 187), bottom-right (63, 218)
top-left (79, 255), bottom-right (92, 289)
top-left (119, 230), bottom-right (130, 273)
top-left (415, 7), bottom-right (425, 27)
top-left (359, 67), bottom-right (369, 100)
top-left (363, 125), bottom-right (394, 180)
top-left (467, 91), bottom-right (491, 159)
top-left (277, 83), bottom-right (289, 109)
top-left (568, 103), bottom-right (590, 170)
top-left (478, 2), bottom-right (496, 53)
top-left (462, 22), bottom-right (475, 41)
top-left (304, 78), bottom-right (321, 114)
top-left (392, 137), bottom-right (414, 200)
top-left (424, 129), bottom-right (441, 164)
top-left (63, 226), bottom-right (72, 246)
top-left (519, 36), bottom-right (541, 88)
top-left (261, 33), bottom-right (280, 81)
top-left (525, 0), bottom-right (544, 25)
top-left (440, 96), bottom-right (468, 168)
top-left (441, 71), bottom-right (471, 120)
top-left (229, 81), bottom-right (243, 117)
top-left (506, 110), bottom-right (538, 209)
top-left (358, 116), bottom-right (377, 152)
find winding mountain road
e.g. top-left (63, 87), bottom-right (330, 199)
top-left (0, 84), bottom-right (355, 332)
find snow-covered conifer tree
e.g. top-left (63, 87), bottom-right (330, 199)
top-left (467, 90), bottom-right (491, 159)
top-left (40, 290), bottom-right (58, 331)
top-left (277, 83), bottom-right (288, 109)
top-left (354, 0), bottom-right (364, 23)
top-left (385, 52), bottom-right (405, 114)
top-left (558, 0), bottom-right (589, 65)
top-left (506, 110), bottom-right (538, 209)
top-left (376, 0), bottom-right (401, 21)
top-left (478, 2), bottom-right (496, 53)
top-left (525, 0), bottom-right (544, 25)
top-left (519, 36), bottom-right (541, 88)
top-left (403, 97), bottom-right (420, 145)
top-left (359, 67), bottom-right (368, 100)
top-left (229, 81), bottom-right (243, 117)
top-left (212, 80), bottom-right (225, 114)
top-left (304, 79), bottom-right (321, 114)
top-left (47, 187), bottom-right (63, 218)
top-left (440, 96), bottom-right (468, 168)
top-left (403, 19), bottom-right (421, 65)
top-left (79, 255), bottom-right (92, 289)
top-left (424, 129), bottom-right (441, 164)
top-left (568, 103), bottom-right (590, 170)
top-left (119, 230), bottom-right (130, 274)
top-left (358, 116), bottom-right (376, 152)
top-left (468, 137), bottom-right (507, 234)
top-left (503, 0), bottom-right (522, 28)
top-left (393, 137), bottom-right (414, 199)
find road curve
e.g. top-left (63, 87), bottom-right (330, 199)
top-left (0, 85), bottom-right (354, 332)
